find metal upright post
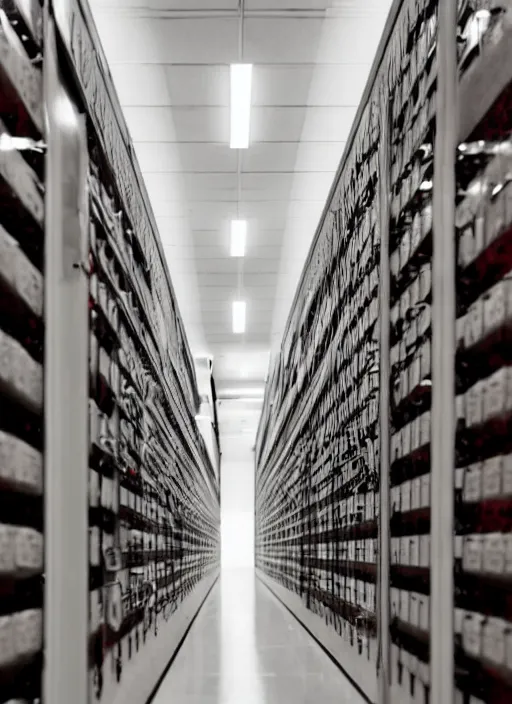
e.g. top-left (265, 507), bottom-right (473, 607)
top-left (43, 13), bottom-right (89, 704)
top-left (431, 0), bottom-right (457, 701)
top-left (377, 88), bottom-right (391, 704)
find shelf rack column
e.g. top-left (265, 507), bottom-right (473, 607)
top-left (43, 13), bottom-right (90, 704)
top-left (430, 0), bottom-right (458, 701)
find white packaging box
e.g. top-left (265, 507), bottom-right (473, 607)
top-left (418, 594), bottom-right (429, 632)
top-left (411, 417), bottom-right (421, 452)
top-left (462, 612), bottom-right (484, 658)
top-left (391, 587), bottom-right (400, 618)
top-left (483, 368), bottom-right (508, 421)
top-left (506, 624), bottom-right (512, 670)
top-left (409, 536), bottom-right (420, 567)
top-left (463, 535), bottom-right (483, 573)
top-left (399, 590), bottom-right (410, 623)
top-left (101, 476), bottom-right (113, 510)
top-left (391, 537), bottom-right (400, 565)
top-left (391, 486), bottom-right (401, 513)
top-left (400, 537), bottom-right (410, 566)
top-left (463, 463), bottom-right (482, 503)
top-left (420, 412), bottom-right (430, 446)
top-left (417, 660), bottom-right (430, 686)
top-left (12, 608), bottom-right (43, 657)
top-left (367, 583), bottom-right (376, 612)
top-left (402, 423), bottom-right (412, 459)
top-left (0, 224), bottom-right (43, 316)
top-left (503, 453), bottom-right (512, 495)
top-left (482, 617), bottom-right (506, 666)
top-left (0, 524), bottom-right (16, 575)
top-left (409, 592), bottom-right (420, 628)
top-left (0, 615), bottom-right (14, 667)
top-left (366, 538), bottom-right (375, 563)
top-left (466, 381), bottom-right (484, 427)
top-left (0, 329), bottom-right (43, 412)
top-left (420, 474), bottom-right (430, 508)
top-left (365, 492), bottom-right (375, 521)
top-left (89, 469), bottom-right (100, 508)
top-left (419, 534), bottom-right (430, 567)
top-left (89, 526), bottom-right (101, 566)
top-left (482, 533), bottom-right (505, 574)
top-left (505, 534), bottom-right (512, 574)
top-left (482, 455), bottom-right (502, 498)
top-left (15, 527), bottom-right (43, 574)
top-left (401, 480), bottom-right (412, 513)
top-left (0, 431), bottom-right (42, 495)
top-left (465, 297), bottom-right (484, 348)
top-left (411, 477), bottom-right (421, 510)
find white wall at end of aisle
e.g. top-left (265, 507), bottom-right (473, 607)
top-left (222, 511), bottom-right (254, 569)
top-left (218, 399), bottom-right (260, 569)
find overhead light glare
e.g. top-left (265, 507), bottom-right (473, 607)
top-left (230, 219), bottom-right (247, 257)
top-left (230, 64), bottom-right (252, 149)
top-left (232, 300), bottom-right (246, 334)
top-left (220, 387), bottom-right (265, 398)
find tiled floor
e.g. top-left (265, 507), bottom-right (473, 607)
top-left (152, 569), bottom-right (366, 704)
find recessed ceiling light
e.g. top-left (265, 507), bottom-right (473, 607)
top-left (232, 301), bottom-right (246, 334)
top-left (230, 64), bottom-right (252, 149)
top-left (230, 220), bottom-right (247, 257)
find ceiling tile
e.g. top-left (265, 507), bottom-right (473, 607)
top-left (110, 65), bottom-right (230, 107)
top-left (151, 0), bottom-right (238, 8)
top-left (198, 284), bottom-right (276, 299)
top-left (95, 17), bottom-right (239, 64)
top-left (205, 332), bottom-right (271, 345)
top-left (250, 106), bottom-right (355, 142)
top-left (242, 142), bottom-right (341, 173)
top-left (193, 245), bottom-right (281, 267)
top-left (252, 65), bottom-right (368, 106)
top-left (163, 66), bottom-right (229, 106)
top-left (136, 143), bottom-right (237, 172)
top-left (130, 106), bottom-right (355, 145)
top-left (109, 64), bottom-right (170, 106)
top-left (129, 107), bottom-right (229, 142)
top-left (194, 258), bottom-right (279, 275)
top-left (243, 18), bottom-right (324, 64)
top-left (199, 297), bottom-right (275, 312)
top-left (193, 229), bottom-right (283, 247)
top-left (203, 309), bottom-right (272, 326)
top-left (246, 0), bottom-right (332, 8)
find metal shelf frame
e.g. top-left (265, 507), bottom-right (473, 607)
top-left (254, 0), bottom-right (503, 702)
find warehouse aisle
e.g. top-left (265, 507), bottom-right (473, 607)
top-left (152, 569), bottom-right (365, 704)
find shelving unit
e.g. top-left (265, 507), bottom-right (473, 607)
top-left (453, 2), bottom-right (512, 702)
top-left (0, 3), bottom-right (44, 702)
top-left (255, 1), bottom-right (512, 702)
top-left (0, 1), bottom-right (220, 703)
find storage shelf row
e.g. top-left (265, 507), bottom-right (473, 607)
top-left (256, 0), bottom-right (512, 702)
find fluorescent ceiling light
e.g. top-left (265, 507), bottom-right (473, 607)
top-left (230, 220), bottom-right (247, 257)
top-left (219, 387), bottom-right (265, 398)
top-left (230, 64), bottom-right (252, 149)
top-left (232, 301), bottom-right (246, 334)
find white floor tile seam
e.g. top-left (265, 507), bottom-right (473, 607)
top-left (151, 568), bottom-right (366, 704)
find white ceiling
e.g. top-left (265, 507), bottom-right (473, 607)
top-left (90, 0), bottom-right (392, 394)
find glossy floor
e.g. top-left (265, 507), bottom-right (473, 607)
top-left (152, 569), bottom-right (366, 704)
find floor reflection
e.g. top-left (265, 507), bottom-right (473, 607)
top-left (152, 568), bottom-right (365, 704)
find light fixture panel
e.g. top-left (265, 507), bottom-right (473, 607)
top-left (232, 301), bottom-right (246, 334)
top-left (230, 64), bottom-right (252, 149)
top-left (230, 220), bottom-right (247, 257)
